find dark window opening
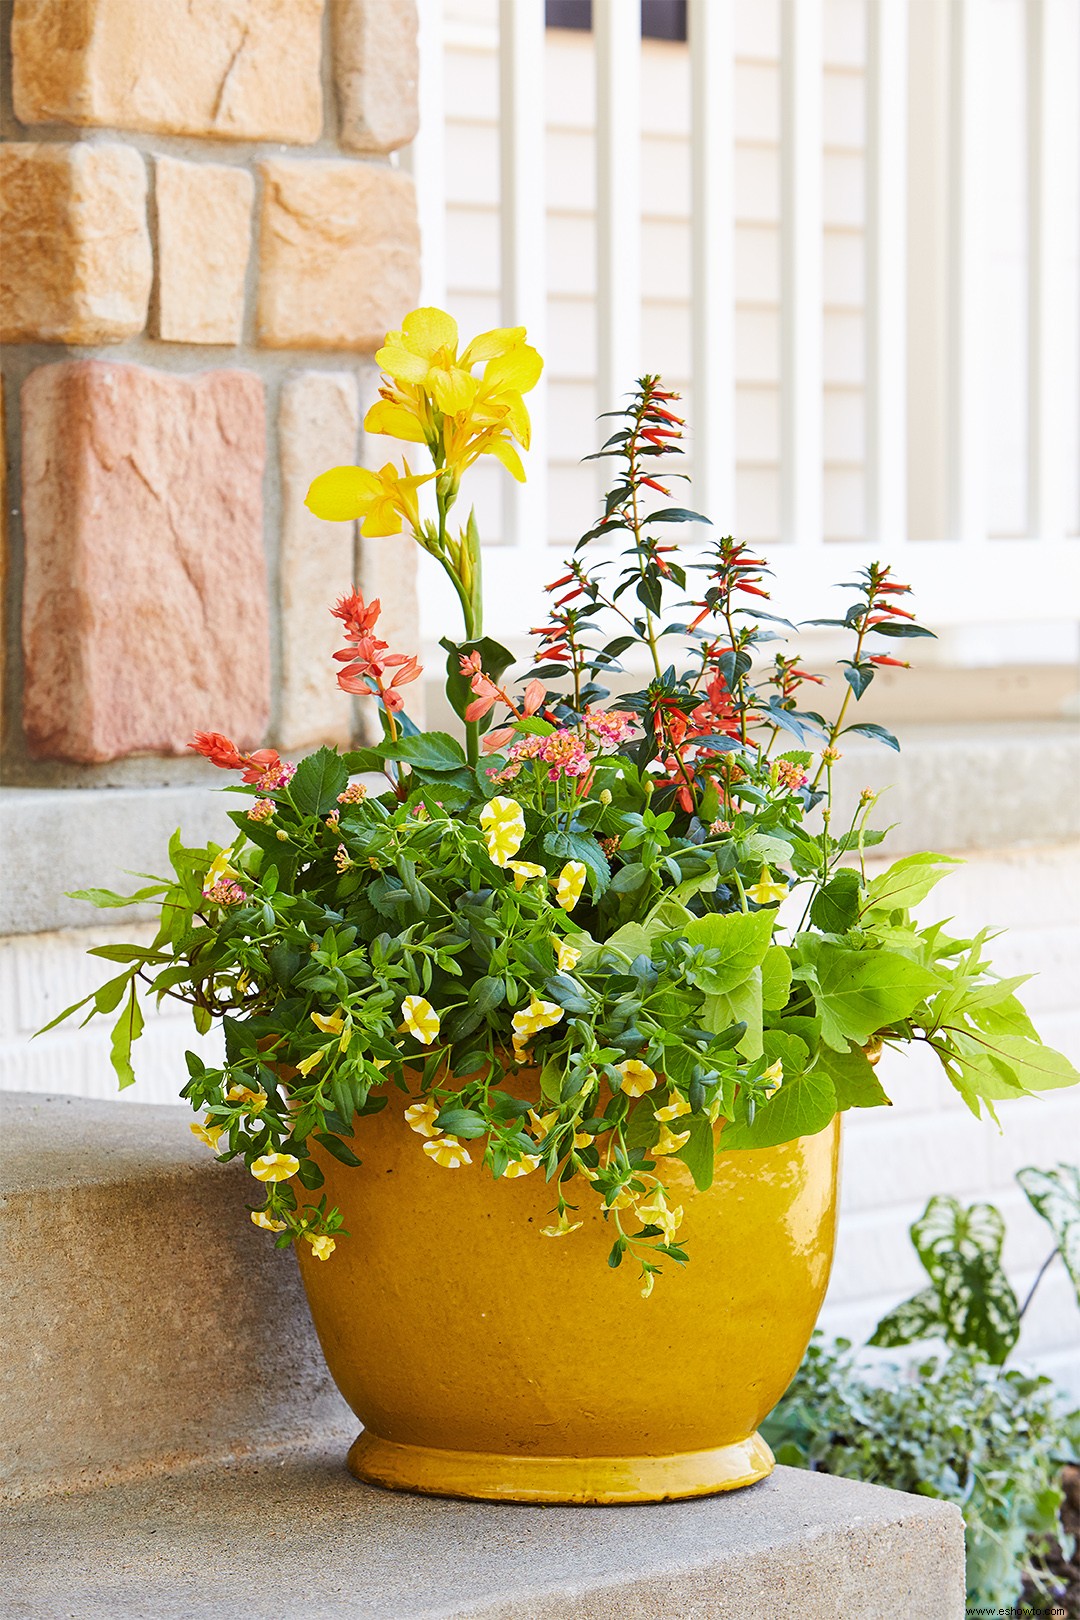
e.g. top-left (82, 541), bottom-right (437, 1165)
top-left (546, 2), bottom-right (688, 44)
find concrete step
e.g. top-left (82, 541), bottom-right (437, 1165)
top-left (2, 1446), bottom-right (965, 1620)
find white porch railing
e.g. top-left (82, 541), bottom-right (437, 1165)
top-left (405, 0), bottom-right (1079, 652)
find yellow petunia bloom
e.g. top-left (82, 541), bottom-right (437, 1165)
top-left (404, 1099), bottom-right (442, 1138)
top-left (304, 461), bottom-right (433, 537)
top-left (654, 1093), bottom-right (691, 1123)
top-left (542, 1211), bottom-right (584, 1238)
top-left (555, 861), bottom-right (587, 912)
top-left (250, 1209), bottom-right (287, 1233)
top-left (617, 1059), bottom-right (658, 1098)
top-left (401, 995), bottom-right (441, 1045)
top-left (511, 995), bottom-right (564, 1060)
top-left (479, 796), bottom-right (526, 867)
top-left (423, 1134), bottom-right (472, 1169)
top-left (652, 1125), bottom-right (691, 1157)
top-left (227, 1083), bottom-right (267, 1114)
top-left (746, 867), bottom-right (789, 906)
top-left (504, 1154), bottom-right (541, 1179)
top-left (191, 1118), bottom-right (224, 1151)
top-left (507, 859), bottom-right (546, 890)
top-left (761, 1060), bottom-right (784, 1098)
top-left (251, 1152), bottom-right (300, 1183)
top-left (307, 1234), bottom-right (337, 1261)
top-left (554, 937), bottom-right (581, 972)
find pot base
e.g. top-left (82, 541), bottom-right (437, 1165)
top-left (347, 1429), bottom-right (775, 1504)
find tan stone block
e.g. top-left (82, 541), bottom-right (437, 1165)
top-left (21, 361), bottom-right (269, 763)
top-left (12, 0), bottom-right (324, 143)
top-left (0, 142), bottom-right (151, 344)
top-left (257, 159), bottom-right (419, 351)
top-left (277, 371), bottom-right (361, 751)
top-left (332, 0), bottom-right (419, 155)
top-left (155, 157), bottom-right (253, 346)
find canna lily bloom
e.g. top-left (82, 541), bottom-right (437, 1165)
top-left (654, 1093), bottom-right (691, 1122)
top-left (307, 1234), bottom-right (336, 1261)
top-left (652, 1125), bottom-right (691, 1156)
top-left (512, 995), bottom-right (564, 1060)
top-left (305, 460), bottom-right (433, 537)
top-left (746, 867), bottom-right (789, 906)
top-left (250, 1209), bottom-right (287, 1233)
top-left (555, 860), bottom-right (587, 912)
top-left (507, 859), bottom-right (547, 890)
top-left (541, 1211), bottom-right (584, 1239)
top-left (617, 1060), bottom-right (658, 1098)
top-left (251, 1152), bottom-right (300, 1183)
top-left (191, 1118), bottom-right (224, 1151)
top-left (423, 1135), bottom-right (472, 1169)
top-left (761, 1060), bottom-right (784, 1098)
top-left (404, 1099), bottom-right (442, 1138)
top-left (504, 1154), bottom-right (541, 1179)
top-left (479, 796), bottom-right (526, 866)
top-left (400, 995), bottom-right (441, 1045)
top-left (554, 937), bottom-right (582, 973)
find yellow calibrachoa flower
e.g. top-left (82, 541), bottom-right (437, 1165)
top-left (511, 995), bottom-right (564, 1060)
top-left (503, 1154), bottom-right (541, 1179)
top-left (617, 1059), bottom-right (658, 1098)
top-left (296, 1050), bottom-right (325, 1076)
top-left (761, 1059), bottom-right (784, 1098)
top-left (654, 1093), bottom-right (691, 1122)
top-left (554, 937), bottom-right (582, 972)
top-left (541, 1211), bottom-right (583, 1238)
top-left (304, 461), bottom-right (433, 536)
top-left (311, 1010), bottom-right (344, 1035)
top-left (527, 1107), bottom-right (558, 1140)
top-left (190, 1118), bottom-right (224, 1151)
top-left (635, 1188), bottom-right (684, 1243)
top-left (401, 994), bottom-right (441, 1045)
top-left (404, 1099), bottom-right (442, 1138)
top-left (746, 867), bottom-right (789, 906)
top-left (202, 850), bottom-right (242, 891)
top-left (423, 1134), bottom-right (472, 1169)
top-left (555, 860), bottom-right (587, 912)
top-left (572, 1129), bottom-right (593, 1148)
top-left (507, 859), bottom-right (546, 890)
top-left (652, 1125), bottom-right (691, 1156)
top-left (251, 1152), bottom-right (300, 1182)
top-left (250, 1209), bottom-right (286, 1233)
top-left (641, 1272), bottom-right (655, 1299)
top-left (226, 1083), bottom-right (267, 1114)
top-left (479, 796), bottom-right (526, 866)
top-left (307, 1234), bottom-right (337, 1261)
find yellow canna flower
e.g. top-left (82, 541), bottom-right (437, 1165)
top-left (479, 796), bottom-right (526, 867)
top-left (652, 1125), bottom-right (691, 1157)
top-left (511, 995), bottom-right (564, 1060)
top-left (617, 1059), bottom-right (658, 1098)
top-left (507, 859), bottom-right (546, 890)
top-left (304, 460), bottom-right (433, 537)
top-left (423, 1134), bottom-right (472, 1169)
top-left (504, 1154), bottom-right (541, 1179)
top-left (227, 1083), bottom-right (267, 1114)
top-left (654, 1092), bottom-right (691, 1122)
top-left (191, 1117), bottom-right (224, 1151)
top-left (307, 1234), bottom-right (337, 1261)
top-left (251, 1152), bottom-right (300, 1183)
top-left (404, 1099), bottom-right (442, 1138)
top-left (761, 1059), bottom-right (784, 1098)
top-left (746, 867), bottom-right (789, 907)
top-left (250, 1209), bottom-right (287, 1233)
top-left (541, 1211), bottom-right (584, 1238)
top-left (296, 1050), bottom-right (325, 1077)
top-left (554, 937), bottom-right (582, 972)
top-left (401, 995), bottom-right (441, 1045)
top-left (555, 861), bottom-right (587, 912)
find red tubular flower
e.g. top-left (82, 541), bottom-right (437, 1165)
top-left (868, 655), bottom-right (910, 668)
top-left (639, 477), bottom-right (670, 496)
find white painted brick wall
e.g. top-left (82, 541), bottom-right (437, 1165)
top-left (3, 842), bottom-right (1078, 1385)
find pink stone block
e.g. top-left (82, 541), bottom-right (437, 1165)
top-left (21, 361), bottom-right (269, 762)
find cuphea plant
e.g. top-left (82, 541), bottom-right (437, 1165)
top-left (46, 307), bottom-right (1080, 1297)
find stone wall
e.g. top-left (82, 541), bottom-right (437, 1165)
top-left (0, 0), bottom-right (422, 779)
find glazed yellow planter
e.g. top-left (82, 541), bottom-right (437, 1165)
top-left (296, 1088), bottom-right (840, 1505)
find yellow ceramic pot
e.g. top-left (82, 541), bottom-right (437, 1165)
top-left (296, 1087), bottom-right (840, 1505)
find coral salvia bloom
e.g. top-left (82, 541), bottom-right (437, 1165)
top-left (251, 1153), bottom-right (300, 1183)
top-left (189, 732), bottom-right (294, 790)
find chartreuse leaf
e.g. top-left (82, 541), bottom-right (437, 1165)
top-left (800, 943), bottom-right (938, 1053)
top-left (722, 1031), bottom-right (837, 1150)
top-left (68, 884), bottom-right (169, 909)
top-left (864, 852), bottom-right (963, 913)
top-left (816, 1041), bottom-right (891, 1109)
top-left (1017, 1164), bottom-right (1080, 1307)
top-left (675, 1112), bottom-right (716, 1191)
top-left (110, 975), bottom-right (144, 1090)
top-left (760, 945), bottom-right (792, 1011)
top-left (682, 908), bottom-right (775, 995)
top-left (290, 747), bottom-right (349, 816)
top-left (809, 867), bottom-right (862, 933)
top-left (703, 971), bottom-right (763, 1058)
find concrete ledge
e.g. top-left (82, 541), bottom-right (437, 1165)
top-left (0, 1091), bottom-right (352, 1500)
top-left (1, 1447), bottom-right (966, 1620)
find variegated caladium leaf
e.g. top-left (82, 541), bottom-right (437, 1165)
top-left (1017, 1163), bottom-right (1080, 1309)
